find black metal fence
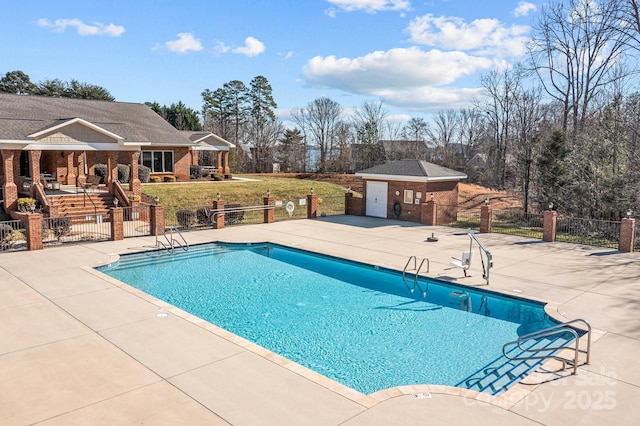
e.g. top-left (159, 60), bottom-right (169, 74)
top-left (42, 215), bottom-right (111, 247)
top-left (442, 206), bottom-right (481, 231)
top-left (446, 206), bottom-right (621, 249)
top-left (163, 195), bottom-right (345, 232)
top-left (492, 209), bottom-right (544, 239)
top-left (555, 216), bottom-right (620, 249)
top-left (0, 220), bottom-right (27, 253)
top-left (122, 205), bottom-right (152, 238)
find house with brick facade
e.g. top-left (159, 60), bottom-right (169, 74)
top-left (354, 159), bottom-right (467, 224)
top-left (0, 93), bottom-right (226, 216)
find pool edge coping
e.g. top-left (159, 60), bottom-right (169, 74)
top-left (85, 241), bottom-right (604, 412)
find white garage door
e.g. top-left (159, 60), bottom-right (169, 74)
top-left (366, 181), bottom-right (388, 218)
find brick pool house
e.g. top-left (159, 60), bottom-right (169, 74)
top-left (351, 159), bottom-right (467, 225)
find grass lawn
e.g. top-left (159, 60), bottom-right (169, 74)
top-left (141, 175), bottom-right (350, 224)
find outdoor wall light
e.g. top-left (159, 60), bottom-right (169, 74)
top-left (216, 192), bottom-right (221, 200)
top-left (484, 198), bottom-right (489, 206)
top-left (627, 209), bottom-right (632, 219)
top-left (114, 198), bottom-right (119, 207)
top-left (310, 187), bottom-right (314, 194)
top-left (267, 189), bottom-right (271, 197)
top-left (60, 151), bottom-right (65, 158)
top-left (154, 196), bottom-right (160, 205)
top-left (430, 192), bottom-right (435, 201)
top-left (347, 186), bottom-right (351, 194)
top-left (548, 202), bottom-right (554, 211)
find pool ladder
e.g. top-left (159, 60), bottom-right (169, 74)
top-left (155, 226), bottom-right (189, 253)
top-left (502, 318), bottom-right (592, 375)
top-left (402, 256), bottom-right (430, 297)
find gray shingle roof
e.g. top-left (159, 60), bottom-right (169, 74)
top-left (356, 159), bottom-right (467, 180)
top-left (0, 93), bottom-right (194, 146)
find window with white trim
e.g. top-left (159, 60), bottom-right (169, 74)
top-left (140, 151), bottom-right (174, 173)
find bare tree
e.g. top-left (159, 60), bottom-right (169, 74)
top-left (427, 109), bottom-right (460, 168)
top-left (527, 0), bottom-right (631, 137)
top-left (292, 97), bottom-right (343, 172)
top-left (402, 117), bottom-right (430, 160)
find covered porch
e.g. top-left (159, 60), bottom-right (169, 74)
top-left (2, 147), bottom-right (142, 217)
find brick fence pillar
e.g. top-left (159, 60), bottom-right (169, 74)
top-left (480, 204), bottom-right (492, 233)
top-left (212, 199), bottom-right (225, 229)
top-left (543, 210), bottom-right (557, 242)
top-left (619, 217), bottom-right (635, 252)
top-left (26, 213), bottom-right (43, 251)
top-left (150, 204), bottom-right (165, 236)
top-left (307, 191), bottom-right (317, 219)
top-left (345, 192), bottom-right (352, 215)
top-left (263, 195), bottom-right (275, 223)
top-left (111, 207), bottom-right (124, 241)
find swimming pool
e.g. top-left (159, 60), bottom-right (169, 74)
top-left (98, 242), bottom-right (567, 395)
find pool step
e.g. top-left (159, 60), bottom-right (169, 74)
top-left (458, 333), bottom-right (575, 395)
top-left (104, 245), bottom-right (230, 271)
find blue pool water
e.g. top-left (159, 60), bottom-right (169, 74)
top-left (98, 242), bottom-right (564, 395)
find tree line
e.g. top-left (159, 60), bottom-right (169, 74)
top-left (4, 0), bottom-right (640, 219)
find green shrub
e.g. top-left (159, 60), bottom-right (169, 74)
top-left (149, 176), bottom-right (162, 183)
top-left (196, 207), bottom-right (214, 225)
top-left (117, 164), bottom-right (130, 183)
top-left (213, 173), bottom-right (224, 181)
top-left (176, 209), bottom-right (196, 228)
top-left (138, 165), bottom-right (151, 183)
top-left (190, 165), bottom-right (202, 179)
top-left (94, 164), bottom-right (107, 183)
top-left (163, 175), bottom-right (177, 182)
top-left (17, 198), bottom-right (38, 213)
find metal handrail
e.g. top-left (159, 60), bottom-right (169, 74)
top-left (502, 318), bottom-right (591, 375)
top-left (155, 226), bottom-right (175, 253)
top-left (402, 256), bottom-right (430, 296)
top-left (169, 225), bottom-right (189, 252)
top-left (76, 187), bottom-right (99, 221)
top-left (155, 226), bottom-right (189, 253)
top-left (467, 229), bottom-right (492, 284)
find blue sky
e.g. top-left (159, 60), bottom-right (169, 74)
top-left (3, 0), bottom-right (540, 123)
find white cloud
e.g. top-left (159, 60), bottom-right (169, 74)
top-left (213, 41), bottom-right (231, 54)
top-left (37, 18), bottom-right (124, 36)
top-left (160, 33), bottom-right (203, 54)
top-left (278, 51), bottom-right (294, 60)
top-left (406, 14), bottom-right (530, 57)
top-left (302, 47), bottom-right (492, 109)
top-left (325, 8), bottom-right (337, 18)
top-left (327, 0), bottom-right (411, 13)
top-left (514, 1), bottom-right (537, 17)
top-left (232, 36), bottom-right (265, 57)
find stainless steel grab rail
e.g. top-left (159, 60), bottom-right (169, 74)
top-left (502, 318), bottom-right (591, 375)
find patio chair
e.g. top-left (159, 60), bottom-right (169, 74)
top-left (450, 251), bottom-right (473, 277)
top-left (82, 175), bottom-right (101, 191)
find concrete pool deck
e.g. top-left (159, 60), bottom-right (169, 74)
top-left (1, 215), bottom-right (638, 425)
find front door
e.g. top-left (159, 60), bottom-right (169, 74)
top-left (365, 181), bottom-right (388, 218)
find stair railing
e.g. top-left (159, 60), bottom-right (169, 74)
top-left (502, 318), bottom-right (591, 375)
